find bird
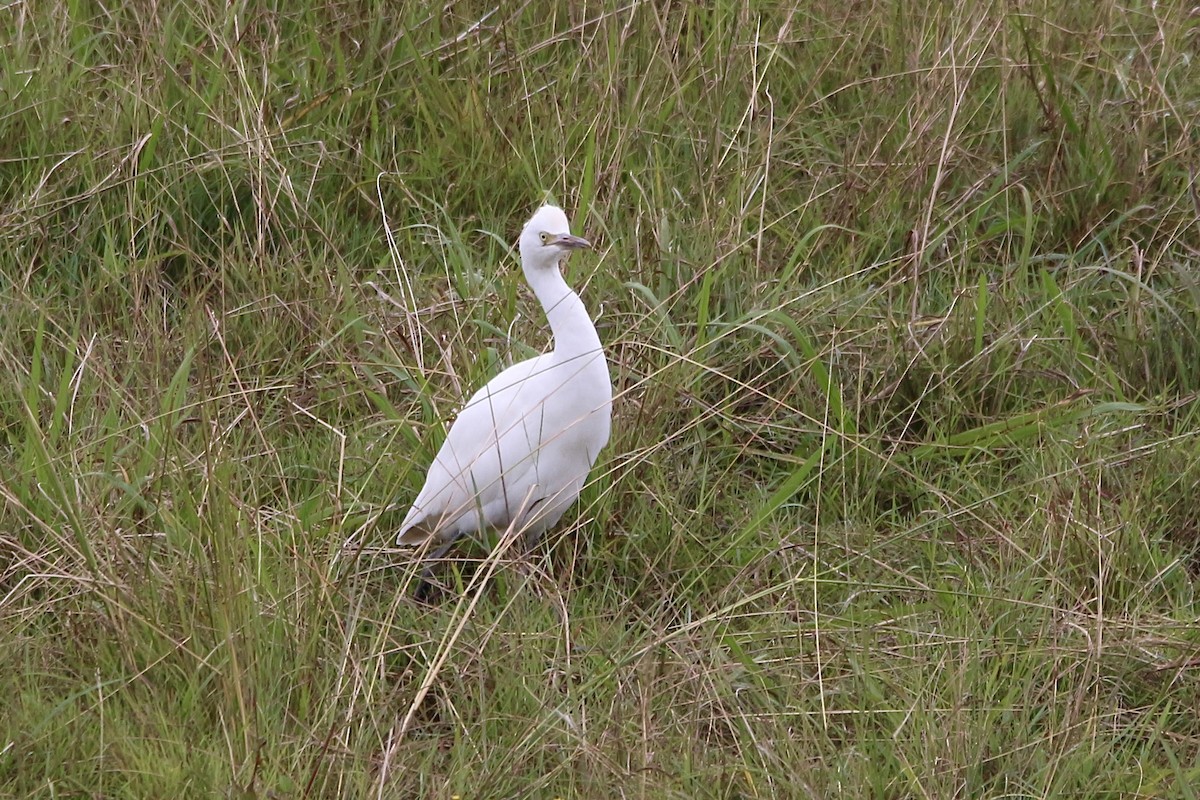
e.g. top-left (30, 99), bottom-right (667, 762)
top-left (396, 204), bottom-right (612, 594)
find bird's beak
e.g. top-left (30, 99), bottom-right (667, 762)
top-left (553, 233), bottom-right (591, 250)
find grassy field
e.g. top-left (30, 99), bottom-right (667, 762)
top-left (3, 0), bottom-right (1200, 796)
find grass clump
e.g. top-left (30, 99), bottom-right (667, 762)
top-left (3, 0), bottom-right (1200, 797)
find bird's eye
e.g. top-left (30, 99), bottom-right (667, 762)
top-left (539, 232), bottom-right (550, 244)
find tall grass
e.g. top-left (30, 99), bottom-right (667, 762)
top-left (2, 0), bottom-right (1200, 796)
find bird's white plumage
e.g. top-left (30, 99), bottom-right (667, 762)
top-left (397, 205), bottom-right (611, 549)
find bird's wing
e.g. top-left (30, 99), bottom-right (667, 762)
top-left (397, 354), bottom-right (554, 544)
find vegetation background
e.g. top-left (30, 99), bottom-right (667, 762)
top-left (3, 0), bottom-right (1200, 796)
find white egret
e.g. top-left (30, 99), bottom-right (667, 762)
top-left (396, 205), bottom-right (612, 591)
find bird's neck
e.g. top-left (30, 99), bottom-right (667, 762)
top-left (526, 265), bottom-right (602, 360)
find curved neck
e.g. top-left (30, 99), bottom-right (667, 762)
top-left (524, 265), bottom-right (601, 360)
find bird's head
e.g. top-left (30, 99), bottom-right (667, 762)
top-left (518, 204), bottom-right (591, 272)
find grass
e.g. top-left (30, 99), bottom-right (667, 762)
top-left (2, 0), bottom-right (1200, 796)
